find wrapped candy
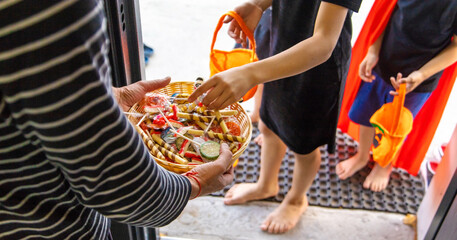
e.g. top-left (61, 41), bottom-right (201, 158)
top-left (161, 127), bottom-right (176, 144)
top-left (129, 79), bottom-right (246, 167)
top-left (142, 93), bottom-right (169, 114)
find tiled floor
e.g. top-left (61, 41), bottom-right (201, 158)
top-left (210, 126), bottom-right (425, 215)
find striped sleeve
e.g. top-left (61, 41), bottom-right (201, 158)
top-left (0, 0), bottom-right (191, 237)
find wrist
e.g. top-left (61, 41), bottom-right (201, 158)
top-left (184, 173), bottom-right (201, 200)
top-left (367, 47), bottom-right (379, 57)
top-left (241, 63), bottom-right (264, 87)
top-left (410, 70), bottom-right (426, 83)
top-left (249, 0), bottom-right (272, 11)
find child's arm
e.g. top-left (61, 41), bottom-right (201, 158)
top-left (391, 35), bottom-right (457, 94)
top-left (359, 31), bottom-right (385, 82)
top-left (189, 2), bottom-right (349, 110)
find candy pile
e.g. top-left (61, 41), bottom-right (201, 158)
top-left (129, 79), bottom-right (246, 166)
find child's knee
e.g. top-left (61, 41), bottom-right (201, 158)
top-left (258, 121), bottom-right (273, 135)
top-left (293, 147), bottom-right (321, 161)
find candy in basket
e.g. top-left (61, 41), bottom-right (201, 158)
top-left (126, 78), bottom-right (252, 173)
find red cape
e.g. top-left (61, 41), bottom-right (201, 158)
top-left (338, 0), bottom-right (457, 175)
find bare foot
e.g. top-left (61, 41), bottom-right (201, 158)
top-left (363, 163), bottom-right (392, 192)
top-left (260, 196), bottom-right (308, 234)
top-left (336, 153), bottom-right (369, 180)
top-left (254, 134), bottom-right (263, 146)
top-left (224, 183), bottom-right (278, 205)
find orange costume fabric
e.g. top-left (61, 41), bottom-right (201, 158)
top-left (338, 0), bottom-right (457, 175)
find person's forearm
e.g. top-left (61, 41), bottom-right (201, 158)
top-left (413, 35), bottom-right (457, 83)
top-left (244, 2), bottom-right (348, 85)
top-left (368, 30), bottom-right (385, 56)
top-left (249, 0), bottom-right (272, 11)
top-left (245, 35), bottom-right (336, 85)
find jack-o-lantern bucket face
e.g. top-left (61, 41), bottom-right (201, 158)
top-left (369, 84), bottom-right (413, 167)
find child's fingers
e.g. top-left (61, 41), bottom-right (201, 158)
top-left (399, 76), bottom-right (415, 93)
top-left (228, 30), bottom-right (238, 39)
top-left (188, 81), bottom-right (215, 103)
top-left (227, 21), bottom-right (239, 39)
top-left (399, 77), bottom-right (414, 84)
top-left (223, 15), bottom-right (234, 24)
top-left (360, 75), bottom-right (369, 82)
top-left (389, 90), bottom-right (398, 96)
top-left (359, 67), bottom-right (369, 82)
top-left (390, 76), bottom-right (399, 89)
top-left (228, 24), bottom-right (242, 42)
top-left (396, 72), bottom-right (403, 82)
top-left (358, 62), bottom-right (373, 82)
top-left (232, 27), bottom-right (240, 41)
top-left (390, 72), bottom-right (404, 91)
top-left (209, 94), bottom-right (234, 111)
top-left (358, 66), bottom-right (365, 80)
top-left (202, 86), bottom-right (224, 106)
top-left (360, 74), bottom-right (372, 82)
top-left (219, 98), bottom-right (236, 111)
top-left (207, 92), bottom-right (230, 110)
top-left (365, 65), bottom-right (372, 79)
top-left (240, 32), bottom-right (247, 48)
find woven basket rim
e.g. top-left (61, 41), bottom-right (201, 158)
top-left (127, 81), bottom-right (252, 173)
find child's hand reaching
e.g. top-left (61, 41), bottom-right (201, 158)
top-left (389, 71), bottom-right (424, 95)
top-left (188, 67), bottom-right (257, 110)
top-left (359, 51), bottom-right (379, 82)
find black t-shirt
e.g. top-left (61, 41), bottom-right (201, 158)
top-left (375, 0), bottom-right (457, 92)
top-left (260, 0), bottom-right (362, 154)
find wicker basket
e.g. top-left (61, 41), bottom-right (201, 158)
top-left (127, 81), bottom-right (252, 173)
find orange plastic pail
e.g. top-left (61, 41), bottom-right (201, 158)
top-left (369, 84), bottom-right (413, 167)
top-left (209, 11), bottom-right (258, 102)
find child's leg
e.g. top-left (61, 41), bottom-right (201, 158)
top-left (224, 120), bottom-right (287, 205)
top-left (254, 118), bottom-right (265, 146)
top-left (363, 90), bottom-right (431, 191)
top-left (251, 85), bottom-right (264, 146)
top-left (250, 84), bottom-right (263, 124)
top-left (363, 162), bottom-right (393, 192)
top-left (337, 77), bottom-right (386, 180)
top-left (260, 147), bottom-right (321, 234)
top-left (336, 125), bottom-right (375, 180)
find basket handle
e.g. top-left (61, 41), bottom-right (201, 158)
top-left (390, 83), bottom-right (406, 133)
top-left (210, 11), bottom-right (257, 59)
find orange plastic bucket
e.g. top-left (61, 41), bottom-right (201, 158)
top-left (369, 84), bottom-right (413, 167)
top-left (209, 11), bottom-right (258, 102)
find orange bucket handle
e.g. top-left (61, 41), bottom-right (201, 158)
top-left (210, 11), bottom-right (257, 62)
top-left (390, 83), bottom-right (406, 133)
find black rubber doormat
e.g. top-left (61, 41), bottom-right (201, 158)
top-left (212, 125), bottom-right (425, 214)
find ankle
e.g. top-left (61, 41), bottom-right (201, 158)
top-left (353, 152), bottom-right (370, 164)
top-left (374, 163), bottom-right (393, 172)
top-left (256, 182), bottom-right (279, 196)
top-left (284, 194), bottom-right (308, 206)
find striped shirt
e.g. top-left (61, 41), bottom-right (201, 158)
top-left (0, 0), bottom-right (191, 239)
